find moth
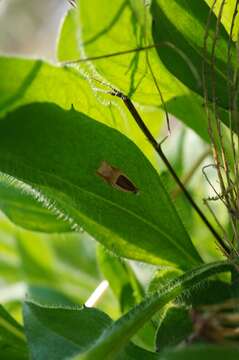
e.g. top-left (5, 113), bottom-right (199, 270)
top-left (96, 161), bottom-right (138, 194)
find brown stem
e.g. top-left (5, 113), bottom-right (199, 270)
top-left (61, 44), bottom-right (160, 66)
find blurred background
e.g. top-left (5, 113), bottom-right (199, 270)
top-left (0, 0), bottom-right (69, 59)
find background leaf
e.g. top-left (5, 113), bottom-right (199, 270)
top-left (0, 214), bottom-right (116, 318)
top-left (97, 245), bottom-right (143, 313)
top-left (151, 0), bottom-right (236, 112)
top-left (57, 3), bottom-right (210, 141)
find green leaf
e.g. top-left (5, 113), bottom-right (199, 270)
top-left (58, 3), bottom-right (209, 141)
top-left (0, 57), bottom-right (105, 122)
top-left (184, 279), bottom-right (233, 306)
top-left (147, 267), bottom-right (187, 352)
top-left (0, 304), bottom-right (28, 359)
top-left (159, 345), bottom-right (239, 360)
top-left (0, 102), bottom-right (201, 269)
top-left (16, 230), bottom-right (99, 303)
top-left (23, 302), bottom-right (112, 360)
top-left (151, 0), bottom-right (236, 114)
top-left (57, 9), bottom-right (80, 62)
top-left (120, 344), bottom-right (158, 360)
top-left (0, 173), bottom-right (71, 232)
top-left (73, 260), bottom-right (234, 359)
top-left (23, 301), bottom-right (158, 360)
top-left (0, 55), bottom-right (163, 170)
top-left (148, 268), bottom-right (182, 294)
top-left (50, 232), bottom-right (99, 280)
top-left (0, 217), bottom-right (22, 283)
top-left (156, 305), bottom-right (192, 351)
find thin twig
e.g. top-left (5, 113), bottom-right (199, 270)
top-left (62, 42), bottom-right (204, 87)
top-left (172, 148), bottom-right (211, 198)
top-left (227, 0), bottom-right (239, 188)
top-left (202, 0), bottom-right (222, 190)
top-left (202, 0), bottom-right (239, 252)
top-left (145, 55), bottom-right (171, 135)
top-left (210, 1), bottom-right (231, 203)
top-left (143, 4), bottom-right (170, 134)
top-left (61, 44), bottom-right (161, 65)
top-left (202, 164), bottom-right (228, 207)
top-left (211, 1), bottom-right (239, 247)
top-left (203, 198), bottom-right (230, 249)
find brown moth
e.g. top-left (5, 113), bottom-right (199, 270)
top-left (96, 161), bottom-right (138, 194)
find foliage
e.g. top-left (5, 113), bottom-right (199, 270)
top-left (0, 0), bottom-right (239, 359)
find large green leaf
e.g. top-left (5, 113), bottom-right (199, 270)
top-left (0, 57), bottom-right (105, 121)
top-left (23, 302), bottom-right (112, 360)
top-left (0, 55), bottom-right (139, 232)
top-left (73, 260), bottom-right (234, 359)
top-left (0, 55), bottom-right (162, 172)
top-left (58, 3), bottom-right (209, 141)
top-left (151, 0), bottom-right (236, 116)
top-left (23, 301), bottom-right (158, 360)
top-left (0, 56), bottom-right (135, 139)
top-left (0, 102), bottom-right (200, 269)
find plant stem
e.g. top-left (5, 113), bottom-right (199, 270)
top-left (111, 90), bottom-right (230, 254)
top-left (75, 260), bottom-right (235, 360)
